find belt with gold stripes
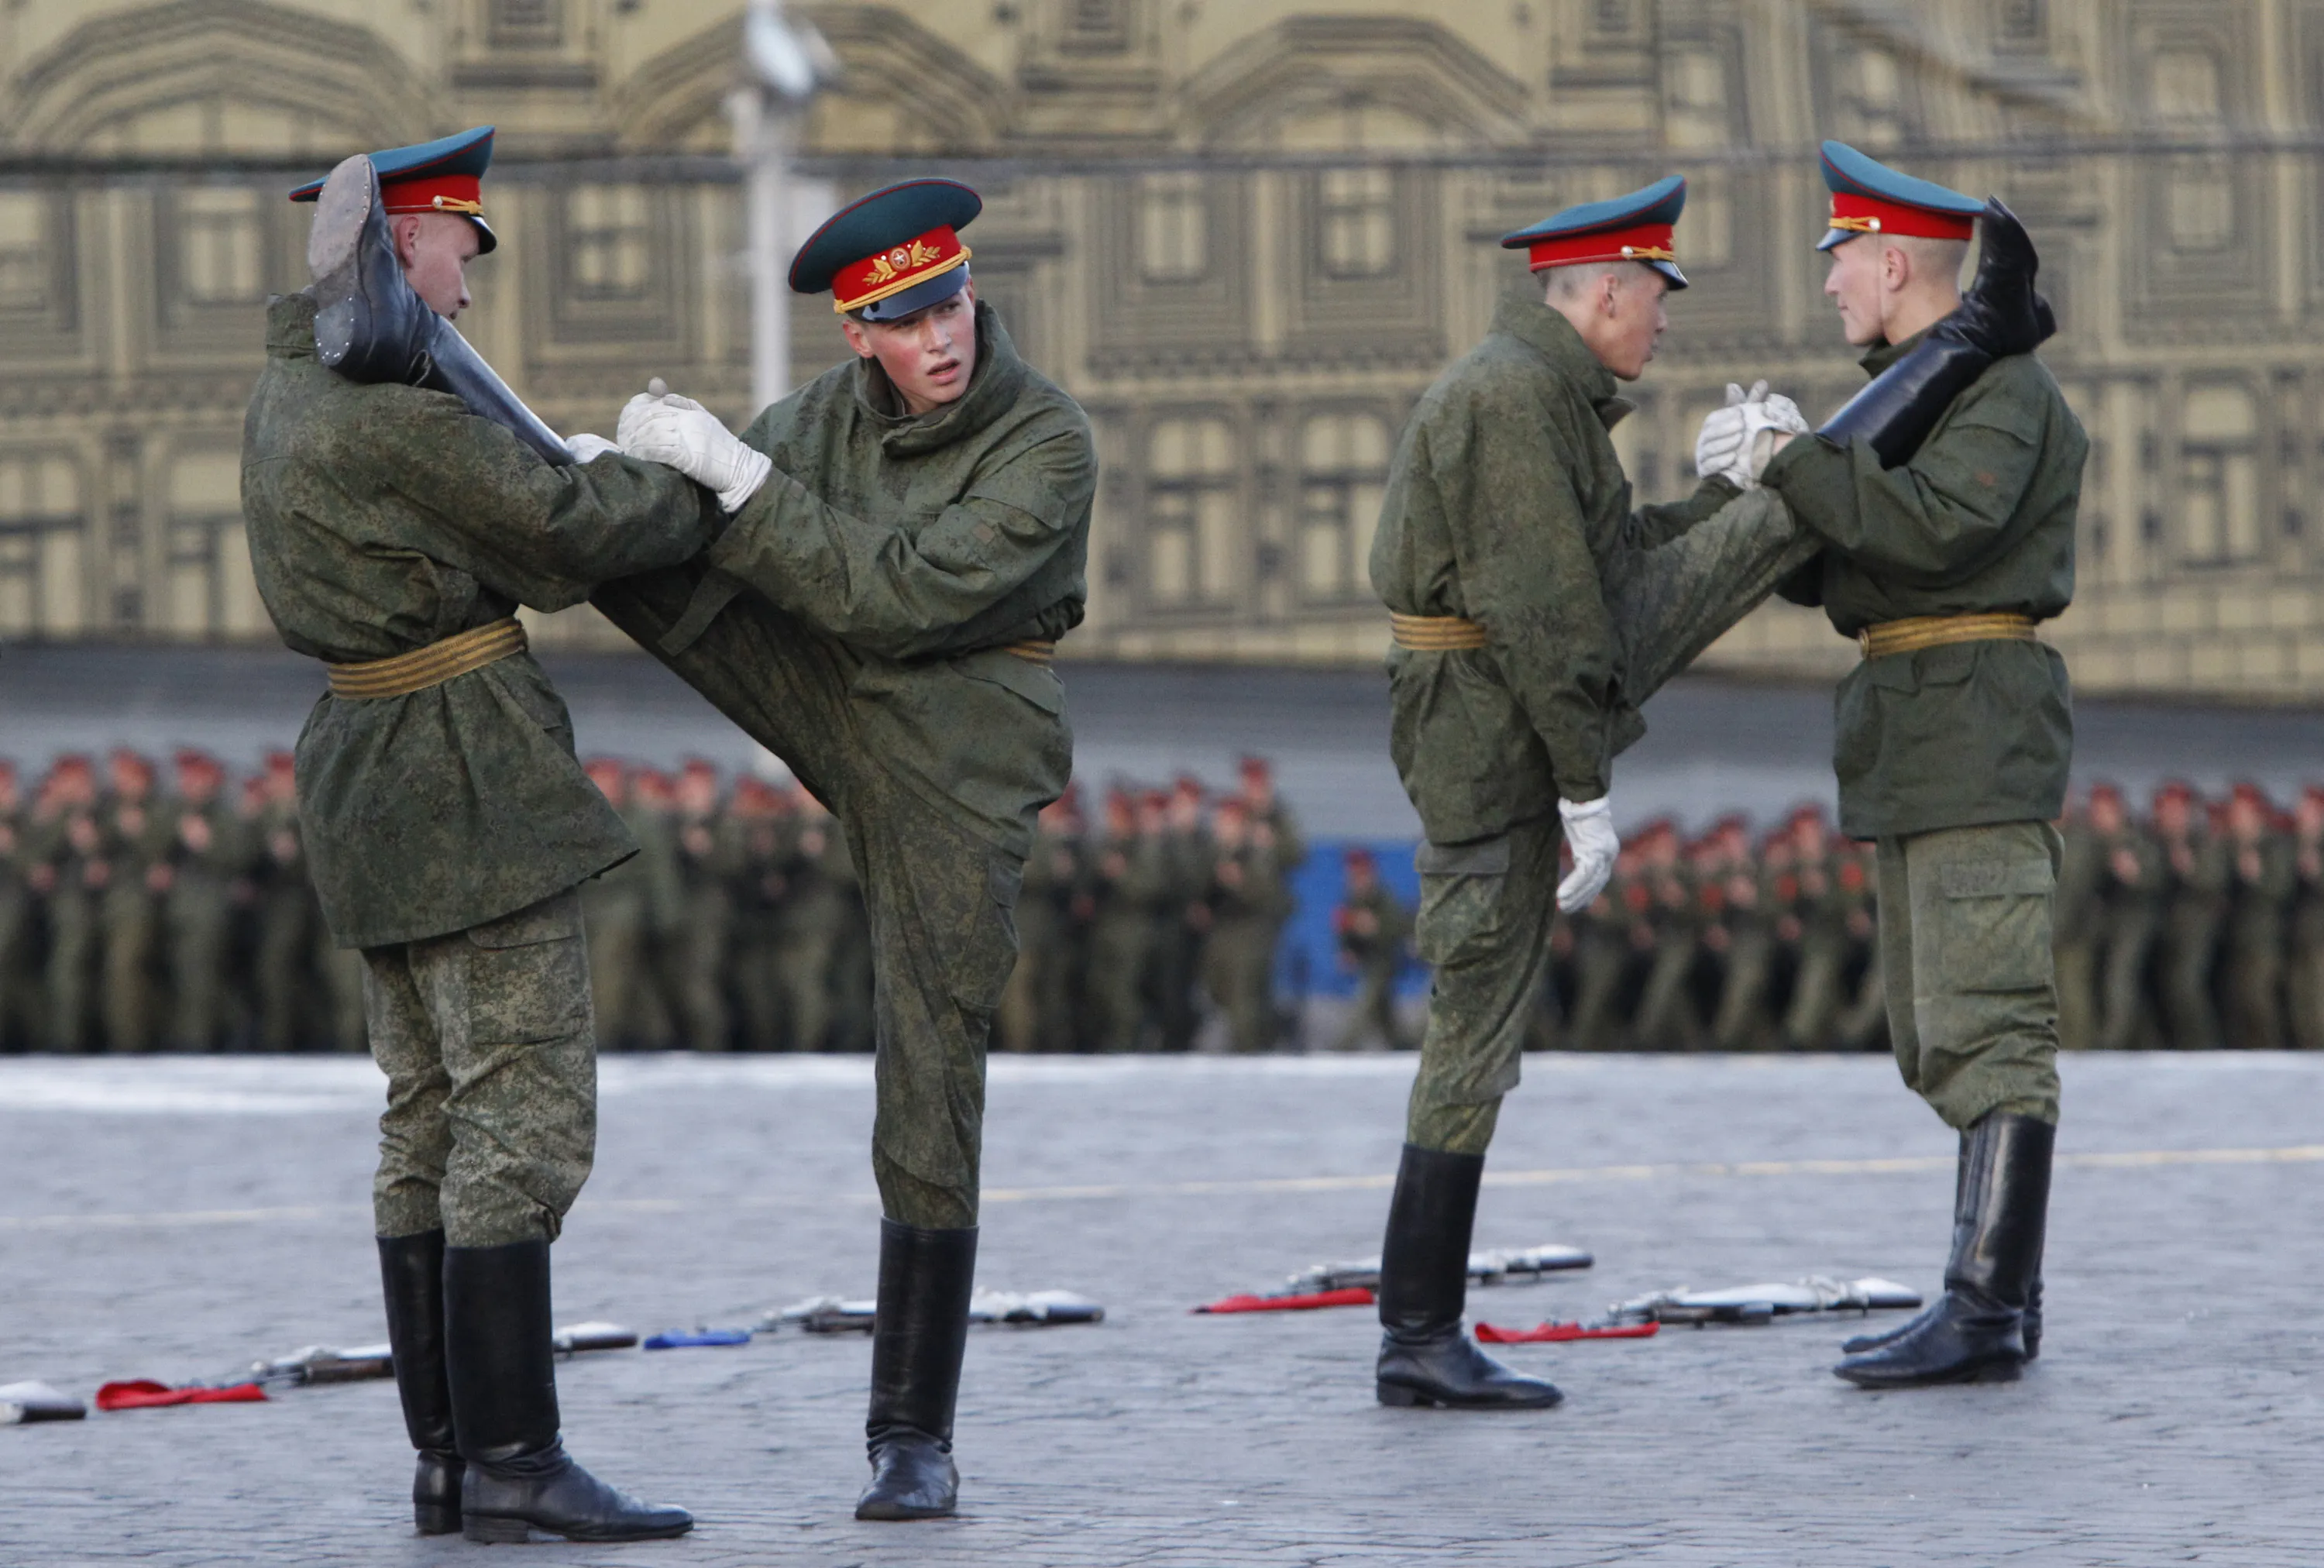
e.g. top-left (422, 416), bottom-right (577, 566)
top-left (1388, 612), bottom-right (1490, 652)
top-left (999, 639), bottom-right (1057, 665)
top-left (1857, 612), bottom-right (2038, 662)
top-left (327, 617), bottom-right (528, 700)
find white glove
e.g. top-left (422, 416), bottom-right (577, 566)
top-left (567, 433), bottom-right (617, 464)
top-left (1693, 383), bottom-right (1753, 481)
top-left (617, 388), bottom-right (772, 513)
top-left (1738, 390), bottom-right (1810, 485)
top-left (1556, 796), bottom-right (1620, 915)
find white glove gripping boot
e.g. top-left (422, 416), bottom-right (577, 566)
top-left (1556, 796), bottom-right (1620, 915)
top-left (617, 386), bottom-right (772, 513)
top-left (1693, 382), bottom-right (1752, 482)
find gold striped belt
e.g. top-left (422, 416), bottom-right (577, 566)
top-left (1388, 612), bottom-right (1489, 652)
top-left (1857, 612), bottom-right (2038, 661)
top-left (327, 617), bottom-right (528, 700)
top-left (1000, 639), bottom-right (1057, 665)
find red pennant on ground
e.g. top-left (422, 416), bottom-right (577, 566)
top-left (1473, 1321), bottom-right (1660, 1344)
top-left (1193, 1287), bottom-right (1376, 1314)
top-left (96, 1380), bottom-right (269, 1411)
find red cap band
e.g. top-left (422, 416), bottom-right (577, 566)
top-left (1527, 221), bottom-right (1678, 272)
top-left (832, 225), bottom-right (971, 315)
top-left (1827, 192), bottom-right (1974, 243)
top-left (381, 173), bottom-right (485, 218)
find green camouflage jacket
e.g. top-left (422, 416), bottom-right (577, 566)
top-left (241, 292), bottom-right (722, 947)
top-left (1765, 334), bottom-right (2086, 840)
top-left (1370, 294), bottom-right (1739, 847)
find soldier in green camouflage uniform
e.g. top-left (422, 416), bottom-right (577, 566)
top-left (2088, 783), bottom-right (2161, 1050)
top-left (1364, 177), bottom-right (1823, 1412)
top-left (2222, 784), bottom-right (2293, 1050)
top-left (599, 180), bottom-right (1089, 1520)
top-left (2290, 787), bottom-right (2324, 1053)
top-left (1202, 796), bottom-right (1289, 1053)
top-left (0, 764), bottom-right (30, 1050)
top-left (33, 758), bottom-right (101, 1054)
top-left (1087, 789), bottom-right (1158, 1051)
top-left (160, 751), bottom-right (242, 1053)
top-left (1762, 145), bottom-right (2080, 1387)
top-left (2152, 782), bottom-right (2227, 1050)
top-left (248, 139), bottom-right (700, 1541)
top-left (667, 758), bottom-right (740, 1050)
top-left (1332, 846), bottom-right (1413, 1051)
top-left (98, 751), bottom-right (173, 1053)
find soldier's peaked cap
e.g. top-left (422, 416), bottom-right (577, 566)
top-left (1816, 140), bottom-right (1982, 252)
top-left (791, 177), bottom-right (981, 322)
top-left (287, 126), bottom-right (498, 254)
top-left (1501, 175), bottom-right (1688, 289)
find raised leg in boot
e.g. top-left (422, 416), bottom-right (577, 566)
top-left (1834, 1112), bottom-right (2052, 1388)
top-left (376, 1230), bottom-right (461, 1535)
top-left (1374, 1143), bottom-right (1563, 1410)
top-left (858, 1220), bottom-right (978, 1521)
top-left (444, 1240), bottom-right (692, 1543)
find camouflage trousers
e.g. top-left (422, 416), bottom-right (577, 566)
top-left (593, 566), bottom-right (1068, 1231)
top-left (1875, 821), bottom-right (2063, 1130)
top-left (364, 889), bottom-right (597, 1247)
top-left (1406, 487), bottom-right (1818, 1154)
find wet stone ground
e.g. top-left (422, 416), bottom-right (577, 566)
top-left (2, 1050), bottom-right (2316, 1567)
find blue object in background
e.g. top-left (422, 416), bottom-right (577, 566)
top-left (1274, 837), bottom-right (1428, 1000)
top-left (642, 1328), bottom-right (753, 1350)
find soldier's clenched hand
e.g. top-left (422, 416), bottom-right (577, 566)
top-left (1694, 383), bottom-right (1753, 480)
top-left (1556, 796), bottom-right (1620, 914)
top-left (617, 390), bottom-right (772, 512)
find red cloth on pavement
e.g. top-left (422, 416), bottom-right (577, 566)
top-left (1193, 1287), bottom-right (1375, 1314)
top-left (96, 1380), bottom-right (269, 1411)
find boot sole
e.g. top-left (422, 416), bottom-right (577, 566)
top-left (1377, 1380), bottom-right (1564, 1411)
top-left (855, 1499), bottom-right (957, 1522)
top-left (414, 1503), bottom-right (461, 1537)
top-left (1834, 1356), bottom-right (2024, 1390)
top-left (463, 1515), bottom-right (694, 1544)
top-left (306, 156), bottom-right (373, 282)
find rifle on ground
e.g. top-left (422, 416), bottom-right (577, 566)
top-left (1596, 1276), bottom-right (1922, 1327)
top-left (760, 1291), bottom-right (1104, 1335)
top-left (1197, 1244), bottom-right (1592, 1314)
top-left (0, 1381), bottom-right (85, 1423)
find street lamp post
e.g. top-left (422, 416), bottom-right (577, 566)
top-left (730, 0), bottom-right (837, 414)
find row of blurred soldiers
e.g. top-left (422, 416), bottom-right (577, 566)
top-left (8, 744), bottom-right (2319, 1056)
top-left (1333, 782), bottom-right (2324, 1055)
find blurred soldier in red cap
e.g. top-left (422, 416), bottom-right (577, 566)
top-left (1202, 796), bottom-right (1290, 1053)
top-left (1088, 789), bottom-right (1158, 1052)
top-left (31, 755), bottom-right (101, 1052)
top-left (669, 758), bottom-right (739, 1051)
top-left (2153, 782), bottom-right (2226, 1051)
top-left (99, 750), bottom-right (172, 1054)
top-left (2089, 783), bottom-right (2161, 1050)
top-left (0, 760), bottom-right (29, 1048)
top-left (162, 751), bottom-right (241, 1053)
top-left (2223, 783), bottom-right (2292, 1051)
top-left (1332, 847), bottom-right (1413, 1051)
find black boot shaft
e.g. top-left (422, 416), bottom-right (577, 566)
top-left (442, 1240), bottom-right (559, 1467)
top-left (1947, 1112), bottom-right (2053, 1313)
top-left (1376, 1143), bottom-right (1484, 1340)
top-left (377, 1230), bottom-right (461, 1535)
top-left (866, 1220), bottom-right (978, 1448)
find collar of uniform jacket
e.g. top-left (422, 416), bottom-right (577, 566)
top-left (1489, 293), bottom-right (1631, 427)
top-left (265, 292), bottom-right (321, 359)
top-left (852, 300), bottom-right (1031, 459)
top-left (1858, 323), bottom-right (1933, 378)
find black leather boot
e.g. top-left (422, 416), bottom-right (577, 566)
top-left (1835, 1112), bottom-right (2053, 1388)
top-left (1842, 1133), bottom-right (1969, 1357)
top-left (377, 1231), bottom-right (461, 1535)
top-left (443, 1240), bottom-right (692, 1544)
top-left (857, 1221), bottom-right (978, 1522)
top-left (306, 155), bottom-right (435, 388)
top-left (1373, 1144), bottom-right (1562, 1411)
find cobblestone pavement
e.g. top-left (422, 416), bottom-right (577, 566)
top-left (2, 1050), bottom-right (2318, 1567)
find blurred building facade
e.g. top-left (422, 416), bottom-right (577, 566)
top-left (2, 1), bottom-right (2322, 697)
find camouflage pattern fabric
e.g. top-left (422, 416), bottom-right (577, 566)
top-left (365, 890), bottom-right (596, 1247)
top-left (590, 303), bottom-right (1089, 1228)
top-left (239, 292), bottom-right (722, 948)
top-left (1765, 336), bottom-right (2087, 841)
top-left (1874, 821), bottom-right (2063, 1130)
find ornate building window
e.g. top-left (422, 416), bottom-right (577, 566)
top-left (2149, 47), bottom-right (2233, 253)
top-left (2179, 383), bottom-right (2260, 566)
top-left (1662, 47), bottom-right (1734, 267)
top-left (489, 0), bottom-right (562, 46)
top-left (564, 186), bottom-right (655, 300)
top-left (0, 452), bottom-right (84, 638)
top-left (1998, 0), bottom-right (2047, 47)
top-left (177, 187), bottom-right (265, 306)
top-left (1296, 412), bottom-right (1391, 606)
top-left (1136, 173), bottom-right (1208, 283)
top-left (0, 194), bottom-right (50, 312)
top-left (1143, 416), bottom-right (1239, 610)
top-left (164, 449), bottom-right (259, 638)
top-left (1060, 0), bottom-right (1134, 53)
top-left (1832, 46), bottom-right (1908, 148)
top-left (1315, 168), bottom-right (1396, 280)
